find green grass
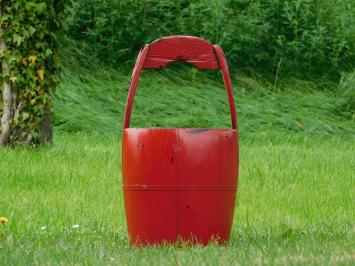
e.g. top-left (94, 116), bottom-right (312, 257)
top-left (54, 60), bottom-right (354, 138)
top-left (0, 133), bottom-right (354, 265)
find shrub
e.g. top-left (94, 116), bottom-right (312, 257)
top-left (64, 0), bottom-right (354, 78)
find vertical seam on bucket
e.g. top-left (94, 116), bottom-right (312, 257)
top-left (216, 135), bottom-right (222, 238)
top-left (176, 129), bottom-right (180, 239)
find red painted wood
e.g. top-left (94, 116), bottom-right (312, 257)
top-left (143, 36), bottom-right (219, 69)
top-left (214, 45), bottom-right (238, 130)
top-left (122, 128), bottom-right (238, 245)
top-left (122, 36), bottom-right (239, 246)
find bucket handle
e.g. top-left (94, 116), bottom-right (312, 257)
top-left (123, 36), bottom-right (237, 130)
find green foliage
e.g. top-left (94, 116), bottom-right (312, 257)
top-left (64, 0), bottom-right (354, 78)
top-left (0, 0), bottom-right (66, 144)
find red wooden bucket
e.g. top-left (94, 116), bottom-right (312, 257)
top-left (122, 36), bottom-right (239, 246)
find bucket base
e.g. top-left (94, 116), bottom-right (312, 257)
top-left (124, 189), bottom-right (236, 246)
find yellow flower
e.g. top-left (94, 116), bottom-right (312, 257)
top-left (0, 216), bottom-right (8, 223)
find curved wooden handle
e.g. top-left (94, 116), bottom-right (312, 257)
top-left (123, 45), bottom-right (149, 129)
top-left (123, 36), bottom-right (237, 130)
top-left (214, 45), bottom-right (237, 130)
top-left (143, 35), bottom-right (220, 69)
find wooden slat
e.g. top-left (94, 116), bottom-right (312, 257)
top-left (143, 36), bottom-right (219, 69)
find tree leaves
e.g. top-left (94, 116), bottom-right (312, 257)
top-left (12, 34), bottom-right (23, 46)
top-left (37, 69), bottom-right (45, 81)
top-left (28, 55), bottom-right (37, 64)
top-left (0, 0), bottom-right (65, 145)
top-left (25, 2), bottom-right (47, 14)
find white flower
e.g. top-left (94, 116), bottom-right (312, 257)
top-left (71, 224), bottom-right (80, 229)
top-left (40, 226), bottom-right (47, 231)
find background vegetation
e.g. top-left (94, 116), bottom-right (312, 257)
top-left (64, 0), bottom-right (354, 78)
top-left (55, 50), bottom-right (355, 137)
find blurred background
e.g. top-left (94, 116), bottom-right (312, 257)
top-left (56, 0), bottom-right (354, 138)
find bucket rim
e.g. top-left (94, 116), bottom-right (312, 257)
top-left (123, 127), bottom-right (237, 131)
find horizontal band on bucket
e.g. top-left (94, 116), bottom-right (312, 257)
top-left (122, 185), bottom-right (237, 191)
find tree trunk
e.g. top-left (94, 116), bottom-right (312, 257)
top-left (0, 3), bottom-right (12, 147)
top-left (40, 110), bottom-right (53, 144)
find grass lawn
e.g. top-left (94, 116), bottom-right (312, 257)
top-left (1, 132), bottom-right (354, 265)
